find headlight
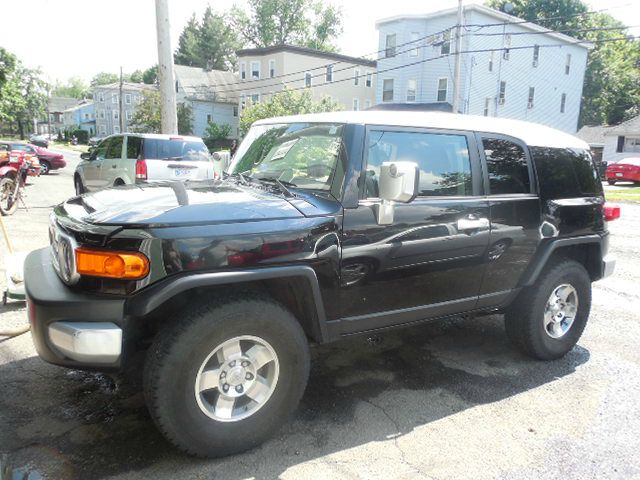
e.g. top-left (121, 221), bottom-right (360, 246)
top-left (49, 214), bottom-right (80, 285)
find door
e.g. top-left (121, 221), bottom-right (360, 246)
top-left (82, 139), bottom-right (109, 191)
top-left (475, 134), bottom-right (541, 307)
top-left (99, 135), bottom-right (124, 188)
top-left (338, 127), bottom-right (490, 334)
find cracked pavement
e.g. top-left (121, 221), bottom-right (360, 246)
top-left (1, 157), bottom-right (639, 479)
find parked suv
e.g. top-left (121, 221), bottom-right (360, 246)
top-left (26, 111), bottom-right (618, 457)
top-left (74, 133), bottom-right (213, 193)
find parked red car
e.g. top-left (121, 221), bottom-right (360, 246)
top-left (605, 157), bottom-right (640, 185)
top-left (6, 142), bottom-right (66, 174)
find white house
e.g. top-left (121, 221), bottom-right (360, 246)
top-left (375, 4), bottom-right (591, 133)
top-left (236, 44), bottom-right (377, 113)
top-left (602, 115), bottom-right (640, 164)
top-left (174, 65), bottom-right (240, 139)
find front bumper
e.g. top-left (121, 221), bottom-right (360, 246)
top-left (24, 248), bottom-right (126, 369)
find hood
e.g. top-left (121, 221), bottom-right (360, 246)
top-left (63, 181), bottom-right (313, 227)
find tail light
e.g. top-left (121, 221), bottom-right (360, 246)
top-left (604, 203), bottom-right (620, 222)
top-left (135, 159), bottom-right (147, 180)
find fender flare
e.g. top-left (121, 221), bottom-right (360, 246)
top-left (0, 166), bottom-right (18, 178)
top-left (519, 234), bottom-right (603, 287)
top-left (126, 265), bottom-right (329, 342)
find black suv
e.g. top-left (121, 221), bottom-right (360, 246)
top-left (25, 111), bottom-right (617, 457)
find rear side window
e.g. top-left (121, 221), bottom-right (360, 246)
top-left (366, 130), bottom-right (472, 197)
top-left (106, 136), bottom-right (123, 158)
top-left (531, 147), bottom-right (602, 199)
top-left (142, 138), bottom-right (210, 161)
top-left (482, 138), bottom-right (530, 194)
top-left (126, 136), bottom-right (143, 159)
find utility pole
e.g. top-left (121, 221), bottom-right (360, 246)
top-left (155, 0), bottom-right (178, 134)
top-left (119, 66), bottom-right (124, 132)
top-left (452, 0), bottom-right (464, 114)
top-left (47, 89), bottom-right (52, 137)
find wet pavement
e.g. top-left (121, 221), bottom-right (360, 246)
top-left (1, 168), bottom-right (639, 479)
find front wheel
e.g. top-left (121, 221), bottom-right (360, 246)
top-left (505, 259), bottom-right (591, 360)
top-left (39, 160), bottom-right (51, 175)
top-left (143, 295), bottom-right (310, 457)
top-left (0, 177), bottom-right (18, 216)
top-left (607, 179), bottom-right (616, 185)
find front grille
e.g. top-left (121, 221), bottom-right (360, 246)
top-left (49, 214), bottom-right (79, 285)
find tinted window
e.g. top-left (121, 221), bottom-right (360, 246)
top-left (93, 139), bottom-right (109, 161)
top-left (366, 130), bottom-right (472, 197)
top-left (143, 138), bottom-right (209, 161)
top-left (126, 136), bottom-right (142, 159)
top-left (106, 136), bottom-right (123, 159)
top-left (531, 147), bottom-right (602, 199)
top-left (483, 138), bottom-right (530, 194)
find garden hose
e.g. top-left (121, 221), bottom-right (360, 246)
top-left (0, 324), bottom-right (30, 338)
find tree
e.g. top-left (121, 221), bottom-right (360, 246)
top-left (129, 69), bottom-right (144, 83)
top-left (205, 122), bottom-right (232, 140)
top-left (486, 0), bottom-right (640, 126)
top-left (0, 47), bottom-right (17, 91)
top-left (142, 65), bottom-right (158, 85)
top-left (174, 7), bottom-right (240, 70)
top-left (230, 0), bottom-right (343, 51)
top-left (53, 76), bottom-right (89, 99)
top-left (91, 72), bottom-right (119, 86)
top-left (129, 90), bottom-right (193, 134)
top-left (239, 88), bottom-right (342, 135)
top-left (0, 61), bottom-right (48, 138)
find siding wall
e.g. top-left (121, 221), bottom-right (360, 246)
top-left (602, 134), bottom-right (640, 163)
top-left (189, 100), bottom-right (239, 138)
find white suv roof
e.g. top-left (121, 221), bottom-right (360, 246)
top-left (254, 111), bottom-right (589, 150)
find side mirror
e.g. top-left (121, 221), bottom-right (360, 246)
top-left (374, 161), bottom-right (419, 225)
top-left (80, 152), bottom-right (91, 160)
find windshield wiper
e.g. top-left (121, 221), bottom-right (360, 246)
top-left (256, 177), bottom-right (295, 197)
top-left (226, 172), bottom-right (249, 185)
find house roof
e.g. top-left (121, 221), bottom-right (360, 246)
top-left (93, 82), bottom-right (157, 92)
top-left (605, 115), bottom-right (640, 136)
top-left (575, 125), bottom-right (607, 146)
top-left (237, 44), bottom-right (377, 67)
top-left (254, 111), bottom-right (589, 149)
top-left (48, 96), bottom-right (82, 113)
top-left (62, 101), bottom-right (94, 114)
top-left (376, 3), bottom-right (592, 49)
top-left (173, 65), bottom-right (239, 103)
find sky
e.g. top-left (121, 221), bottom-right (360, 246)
top-left (0, 0), bottom-right (638, 85)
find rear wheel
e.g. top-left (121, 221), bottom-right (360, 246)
top-left (607, 179), bottom-right (616, 185)
top-left (39, 160), bottom-right (51, 175)
top-left (0, 177), bottom-right (18, 216)
top-left (505, 259), bottom-right (591, 360)
top-left (143, 295), bottom-right (310, 457)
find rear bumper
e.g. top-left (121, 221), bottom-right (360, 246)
top-left (24, 248), bottom-right (126, 369)
top-left (602, 254), bottom-right (616, 279)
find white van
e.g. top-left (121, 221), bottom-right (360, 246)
top-left (75, 133), bottom-right (214, 194)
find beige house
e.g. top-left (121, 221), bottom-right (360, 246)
top-left (236, 44), bottom-right (377, 113)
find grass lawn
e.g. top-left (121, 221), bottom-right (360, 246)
top-left (605, 186), bottom-right (640, 202)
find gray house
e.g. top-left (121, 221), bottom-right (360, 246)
top-left (92, 82), bottom-right (157, 137)
top-left (174, 65), bottom-right (239, 139)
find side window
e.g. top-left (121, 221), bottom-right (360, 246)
top-left (366, 130), bottom-right (472, 198)
top-left (531, 147), bottom-right (601, 199)
top-left (126, 136), bottom-right (142, 159)
top-left (93, 140), bottom-right (109, 161)
top-left (106, 136), bottom-right (123, 159)
top-left (482, 138), bottom-right (530, 194)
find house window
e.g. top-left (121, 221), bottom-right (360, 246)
top-left (269, 59), bottom-right (275, 78)
top-left (113, 110), bottom-right (119, 120)
top-left (499, 81), bottom-right (506, 104)
top-left (84, 113), bottom-right (89, 120)
top-left (125, 93), bottom-right (132, 105)
top-left (113, 125), bottom-right (120, 134)
top-left (409, 32), bottom-right (420, 57)
top-left (532, 45), bottom-right (539, 67)
top-left (353, 98), bottom-right (360, 111)
top-left (484, 97), bottom-right (491, 116)
top-left (240, 62), bottom-right (246, 80)
top-left (125, 110), bottom-right (132, 120)
top-left (489, 51), bottom-right (494, 72)
top-left (98, 109), bottom-right (105, 120)
top-left (365, 99), bottom-right (372, 109)
top-left (98, 92), bottom-right (104, 102)
top-left (385, 33), bottom-right (396, 58)
top-left (503, 48), bottom-right (510, 60)
top-left (623, 137), bottom-right (640, 153)
top-left (441, 30), bottom-right (451, 55)
top-left (233, 106), bottom-right (238, 117)
top-left (406, 79), bottom-right (417, 102)
top-left (366, 72), bottom-right (372, 88)
top-left (251, 93), bottom-right (260, 103)
top-left (251, 61), bottom-right (260, 79)
top-left (354, 69), bottom-right (360, 86)
top-left (565, 54), bottom-right (571, 75)
top-left (240, 94), bottom-right (246, 110)
top-left (436, 77), bottom-right (448, 102)
top-left (560, 93), bottom-right (567, 113)
top-left (112, 93), bottom-right (118, 104)
top-left (382, 79), bottom-right (394, 102)
top-left (206, 114), bottom-right (212, 123)
top-left (528, 87), bottom-right (535, 109)
top-left (304, 72), bottom-right (312, 88)
top-left (326, 65), bottom-right (333, 82)
top-left (99, 125), bottom-right (106, 135)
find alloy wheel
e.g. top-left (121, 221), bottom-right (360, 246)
top-left (543, 283), bottom-right (578, 339)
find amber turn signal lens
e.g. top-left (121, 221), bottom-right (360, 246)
top-left (75, 248), bottom-right (150, 279)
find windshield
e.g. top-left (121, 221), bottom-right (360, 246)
top-left (229, 123), bottom-right (345, 190)
top-left (142, 138), bottom-right (210, 162)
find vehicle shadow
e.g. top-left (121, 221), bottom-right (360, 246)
top-left (0, 315), bottom-right (590, 480)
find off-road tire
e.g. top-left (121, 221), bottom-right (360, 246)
top-left (143, 294), bottom-right (310, 457)
top-left (0, 177), bottom-right (18, 216)
top-left (505, 259), bottom-right (591, 360)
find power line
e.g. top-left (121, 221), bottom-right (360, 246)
top-left (465, 24), bottom-right (639, 37)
